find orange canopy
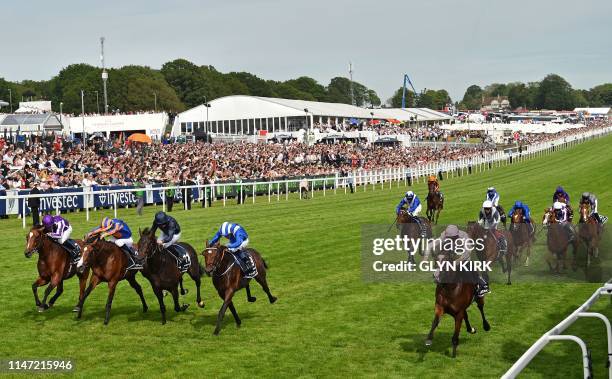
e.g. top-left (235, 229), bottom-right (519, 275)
top-left (127, 133), bottom-right (152, 144)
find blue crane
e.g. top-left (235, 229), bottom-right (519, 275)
top-left (401, 73), bottom-right (418, 109)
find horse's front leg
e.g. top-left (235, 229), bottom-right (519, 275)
top-left (40, 273), bottom-right (62, 312)
top-left (214, 289), bottom-right (235, 335)
top-left (48, 280), bottom-right (64, 307)
top-left (76, 275), bottom-right (100, 319)
top-left (425, 305), bottom-right (443, 346)
top-left (451, 311), bottom-right (464, 358)
top-left (74, 269), bottom-right (89, 312)
top-left (103, 280), bottom-right (118, 325)
top-left (32, 277), bottom-right (48, 309)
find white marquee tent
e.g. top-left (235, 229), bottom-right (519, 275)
top-left (172, 95), bottom-right (451, 136)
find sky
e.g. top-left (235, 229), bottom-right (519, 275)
top-left (2, 0), bottom-right (611, 102)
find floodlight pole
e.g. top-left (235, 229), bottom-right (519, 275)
top-left (81, 90), bottom-right (86, 148)
top-left (101, 37), bottom-right (109, 114)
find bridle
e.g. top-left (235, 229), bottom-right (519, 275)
top-left (25, 230), bottom-right (45, 256)
top-left (205, 246), bottom-right (234, 277)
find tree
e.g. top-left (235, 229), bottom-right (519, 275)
top-left (534, 74), bottom-right (575, 110)
top-left (460, 85), bottom-right (483, 110)
top-left (386, 87), bottom-right (415, 108)
top-left (588, 83), bottom-right (612, 106)
top-left (507, 82), bottom-right (529, 109)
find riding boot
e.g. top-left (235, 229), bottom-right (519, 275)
top-left (498, 237), bottom-right (508, 257)
top-left (414, 217), bottom-right (426, 238)
top-left (477, 276), bottom-right (490, 297)
top-left (62, 240), bottom-right (80, 262)
top-left (123, 246), bottom-right (143, 270)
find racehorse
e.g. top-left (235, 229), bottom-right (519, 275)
top-left (426, 181), bottom-right (443, 225)
top-left (24, 226), bottom-right (89, 312)
top-left (425, 247), bottom-right (490, 357)
top-left (510, 208), bottom-right (535, 267)
top-left (467, 222), bottom-right (514, 285)
top-left (397, 210), bottom-right (433, 263)
top-left (542, 208), bottom-right (578, 273)
top-left (75, 237), bottom-right (149, 324)
top-left (201, 241), bottom-right (277, 335)
top-left (578, 203), bottom-right (601, 268)
top-left (136, 228), bottom-right (205, 324)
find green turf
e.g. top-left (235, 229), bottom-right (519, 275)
top-left (1, 134), bottom-right (611, 378)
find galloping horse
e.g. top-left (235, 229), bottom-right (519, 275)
top-left (397, 210), bottom-right (433, 263)
top-left (467, 222), bottom-right (514, 285)
top-left (542, 208), bottom-right (578, 273)
top-left (510, 208), bottom-right (535, 267)
top-left (24, 226), bottom-right (89, 312)
top-left (425, 248), bottom-right (490, 357)
top-left (75, 237), bottom-right (148, 324)
top-left (578, 203), bottom-right (601, 268)
top-left (201, 241), bottom-right (277, 335)
top-left (136, 228), bottom-right (205, 324)
top-left (426, 181), bottom-right (444, 225)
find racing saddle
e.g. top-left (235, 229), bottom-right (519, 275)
top-left (166, 244), bottom-right (192, 273)
top-left (230, 249), bottom-right (258, 279)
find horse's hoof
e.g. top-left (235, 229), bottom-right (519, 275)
top-left (37, 306), bottom-right (45, 313)
top-left (469, 327), bottom-right (476, 334)
top-left (248, 296), bottom-right (257, 303)
top-left (72, 306), bottom-right (80, 313)
top-left (180, 304), bottom-right (190, 312)
top-left (143, 306), bottom-right (148, 313)
top-left (197, 301), bottom-right (205, 308)
top-left (236, 322), bottom-right (241, 328)
top-left (425, 339), bottom-right (432, 347)
top-left (181, 289), bottom-right (189, 296)
top-left (213, 329), bottom-right (220, 336)
top-left (269, 296), bottom-right (278, 304)
top-left (483, 322), bottom-right (491, 331)
top-left (161, 320), bottom-right (166, 325)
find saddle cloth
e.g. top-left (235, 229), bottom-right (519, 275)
top-left (166, 244), bottom-right (192, 273)
top-left (230, 250), bottom-right (258, 279)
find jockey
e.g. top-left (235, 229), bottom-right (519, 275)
top-left (485, 187), bottom-right (500, 207)
top-left (580, 192), bottom-right (606, 224)
top-left (553, 186), bottom-right (570, 204)
top-left (478, 201), bottom-right (500, 229)
top-left (396, 191), bottom-right (422, 216)
top-left (396, 191), bottom-right (426, 237)
top-left (552, 201), bottom-right (576, 242)
top-left (41, 214), bottom-right (79, 259)
top-left (509, 200), bottom-right (534, 235)
top-left (151, 211), bottom-right (181, 248)
top-left (89, 217), bottom-right (142, 269)
top-left (210, 221), bottom-right (251, 268)
top-left (42, 214), bottom-right (72, 244)
top-left (427, 175), bottom-right (440, 193)
top-left (478, 200), bottom-right (507, 255)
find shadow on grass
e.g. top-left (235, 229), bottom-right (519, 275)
top-left (188, 308), bottom-right (255, 332)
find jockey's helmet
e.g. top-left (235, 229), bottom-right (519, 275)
top-left (444, 225), bottom-right (459, 238)
top-left (582, 192), bottom-right (590, 200)
top-left (405, 191), bottom-right (414, 200)
top-left (553, 202), bottom-right (564, 210)
top-left (155, 211), bottom-right (169, 225)
top-left (483, 200), bottom-right (493, 211)
top-left (102, 217), bottom-right (114, 229)
top-left (487, 187), bottom-right (495, 193)
top-left (514, 200), bottom-right (523, 209)
top-left (556, 185), bottom-right (564, 193)
top-left (42, 214), bottom-right (54, 229)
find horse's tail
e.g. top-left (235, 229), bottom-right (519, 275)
top-left (262, 257), bottom-right (270, 269)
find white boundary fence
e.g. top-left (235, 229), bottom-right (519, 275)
top-left (3, 126), bottom-right (611, 230)
top-left (502, 280), bottom-right (612, 379)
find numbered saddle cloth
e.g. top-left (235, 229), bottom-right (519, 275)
top-left (166, 244), bottom-right (192, 273)
top-left (230, 250), bottom-right (258, 279)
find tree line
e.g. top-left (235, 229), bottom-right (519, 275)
top-left (458, 74), bottom-right (612, 111)
top-left (0, 59), bottom-right (381, 114)
top-left (1, 64), bottom-right (610, 114)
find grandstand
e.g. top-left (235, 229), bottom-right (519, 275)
top-left (172, 95), bottom-right (452, 137)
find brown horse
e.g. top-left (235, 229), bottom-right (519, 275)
top-left (24, 226), bottom-right (89, 312)
top-left (201, 241), bottom-right (277, 335)
top-left (510, 208), bottom-right (535, 267)
top-left (425, 249), bottom-right (490, 357)
top-left (467, 222), bottom-right (514, 285)
top-left (426, 182), bottom-right (443, 225)
top-left (75, 238), bottom-right (148, 324)
top-left (397, 210), bottom-right (433, 263)
top-left (578, 203), bottom-right (601, 268)
top-left (542, 208), bottom-right (578, 273)
top-left (136, 228), bottom-right (205, 324)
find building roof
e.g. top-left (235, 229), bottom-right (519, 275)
top-left (177, 95), bottom-right (450, 123)
top-left (574, 107), bottom-right (611, 115)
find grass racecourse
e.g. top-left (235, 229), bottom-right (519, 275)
top-left (1, 134), bottom-right (611, 378)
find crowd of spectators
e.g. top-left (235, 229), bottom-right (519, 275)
top-left (0, 119), bottom-right (608, 191)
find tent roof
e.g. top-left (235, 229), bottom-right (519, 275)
top-left (574, 107), bottom-right (611, 114)
top-left (176, 95), bottom-right (450, 122)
